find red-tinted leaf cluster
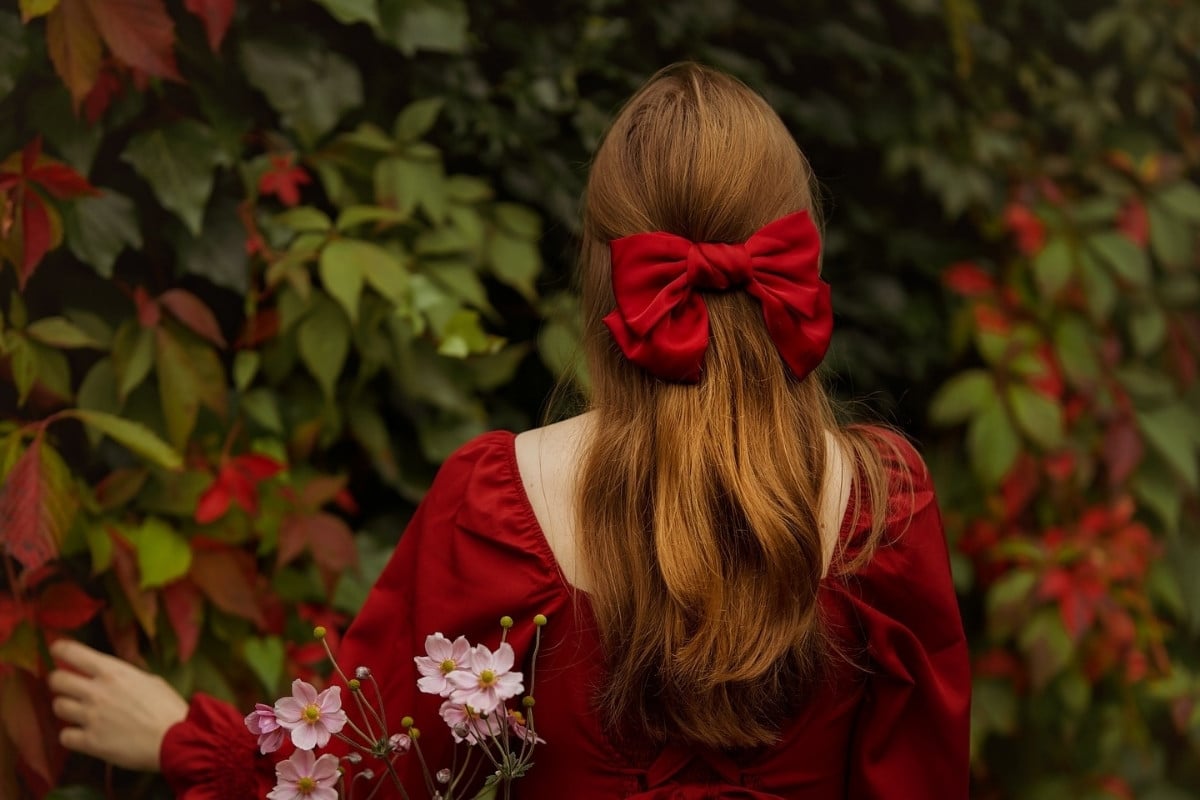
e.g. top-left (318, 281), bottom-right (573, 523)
top-left (0, 138), bottom-right (97, 286)
top-left (1003, 203), bottom-right (1046, 256)
top-left (195, 452), bottom-right (283, 524)
top-left (258, 154), bottom-right (311, 207)
top-left (0, 582), bottom-right (104, 652)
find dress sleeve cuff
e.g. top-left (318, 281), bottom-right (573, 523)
top-left (160, 693), bottom-right (275, 800)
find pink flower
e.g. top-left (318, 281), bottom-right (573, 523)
top-left (244, 703), bottom-right (286, 754)
top-left (446, 642), bottom-right (524, 714)
top-left (414, 633), bottom-right (471, 697)
top-left (388, 732), bottom-right (411, 753)
top-left (439, 700), bottom-right (494, 745)
top-left (268, 749), bottom-right (339, 800)
top-left (274, 679), bottom-right (348, 750)
top-left (507, 708), bottom-right (545, 745)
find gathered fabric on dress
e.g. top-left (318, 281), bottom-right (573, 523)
top-left (159, 428), bottom-right (970, 800)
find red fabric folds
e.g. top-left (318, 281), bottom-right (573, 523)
top-left (602, 211), bottom-right (832, 383)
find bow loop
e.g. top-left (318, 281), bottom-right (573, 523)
top-left (602, 210), bottom-right (831, 383)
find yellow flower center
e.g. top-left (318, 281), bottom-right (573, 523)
top-left (510, 710), bottom-right (526, 726)
top-left (302, 704), bottom-right (321, 723)
top-left (479, 669), bottom-right (496, 687)
top-left (440, 659), bottom-right (456, 674)
top-left (297, 776), bottom-right (316, 794)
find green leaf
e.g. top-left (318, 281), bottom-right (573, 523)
top-left (26, 316), bottom-right (101, 349)
top-left (335, 205), bottom-right (409, 231)
top-left (928, 369), bottom-right (996, 426)
top-left (1148, 199), bottom-right (1193, 269)
top-left (1008, 385), bottom-right (1064, 450)
top-left (393, 97), bottom-right (444, 143)
top-left (130, 517), bottom-right (192, 588)
top-left (0, 11), bottom-right (30, 101)
top-left (1031, 236), bottom-right (1072, 298)
top-left (318, 241), bottom-right (366, 323)
top-left (1156, 181), bottom-right (1200, 221)
top-left (174, 196), bottom-right (250, 294)
top-left (233, 351), bottom-right (260, 392)
top-left (122, 121), bottom-right (228, 236)
top-left (155, 328), bottom-right (200, 449)
top-left (112, 321), bottom-right (154, 401)
top-left (64, 192), bottom-right (141, 278)
top-left (274, 206), bottom-right (332, 233)
top-left (494, 203), bottom-right (542, 239)
top-left (312, 0), bottom-right (380, 27)
top-left (241, 388), bottom-right (284, 434)
top-left (446, 175), bottom-right (493, 204)
top-left (488, 230), bottom-right (540, 302)
top-left (377, 0), bottom-right (468, 56)
top-left (1018, 609), bottom-right (1073, 690)
top-left (374, 154), bottom-right (446, 221)
top-left (1137, 403), bottom-right (1200, 490)
top-left (297, 296), bottom-right (351, 398)
top-left (1134, 456), bottom-right (1182, 537)
top-left (243, 636), bottom-right (285, 695)
top-left (437, 310), bottom-right (492, 357)
top-left (241, 36), bottom-right (363, 146)
top-left (1078, 250), bottom-right (1116, 322)
top-left (1052, 316), bottom-right (1099, 388)
top-left (69, 410), bottom-right (182, 470)
top-left (9, 336), bottom-right (38, 406)
top-left (967, 397), bottom-right (1020, 486)
top-left (1086, 231), bottom-right (1150, 288)
top-left (1129, 305), bottom-right (1167, 356)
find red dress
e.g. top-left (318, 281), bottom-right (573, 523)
top-left (160, 429), bottom-right (970, 799)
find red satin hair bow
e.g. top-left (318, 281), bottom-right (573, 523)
top-left (602, 210), bottom-right (832, 383)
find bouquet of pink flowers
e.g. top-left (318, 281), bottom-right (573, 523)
top-left (244, 615), bottom-right (547, 800)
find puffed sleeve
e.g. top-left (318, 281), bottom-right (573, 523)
top-left (840, 432), bottom-right (971, 799)
top-left (161, 430), bottom-right (560, 799)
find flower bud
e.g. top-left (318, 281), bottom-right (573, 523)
top-left (522, 696), bottom-right (535, 708)
top-left (313, 626), bottom-right (327, 639)
top-left (499, 615), bottom-right (513, 629)
top-left (533, 614), bottom-right (547, 627)
top-left (355, 666), bottom-right (371, 679)
top-left (345, 752), bottom-right (363, 765)
top-left (349, 679), bottom-right (361, 691)
top-left (360, 769), bottom-right (375, 781)
top-left (401, 715), bottom-right (414, 728)
top-left (388, 733), bottom-right (411, 754)
top-left (409, 727), bottom-right (421, 740)
top-left (436, 768), bottom-right (451, 784)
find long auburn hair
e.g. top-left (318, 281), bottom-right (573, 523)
top-left (574, 63), bottom-right (896, 749)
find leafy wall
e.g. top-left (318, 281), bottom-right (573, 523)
top-left (0, 1), bottom-right (1197, 798)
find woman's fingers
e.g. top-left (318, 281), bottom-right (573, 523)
top-left (50, 696), bottom-right (88, 726)
top-left (49, 640), bottom-right (118, 677)
top-left (47, 669), bottom-right (92, 700)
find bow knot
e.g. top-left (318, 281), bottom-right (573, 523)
top-left (687, 242), bottom-right (753, 289)
top-left (603, 210), bottom-right (832, 383)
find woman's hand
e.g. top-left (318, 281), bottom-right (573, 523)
top-left (46, 640), bottom-right (189, 772)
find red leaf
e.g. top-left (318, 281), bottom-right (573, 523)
top-left (0, 596), bottom-right (29, 646)
top-left (298, 475), bottom-right (346, 511)
top-left (1003, 204), bottom-right (1046, 256)
top-left (0, 671), bottom-right (65, 789)
top-left (1103, 417), bottom-right (1143, 486)
top-left (82, 0), bottom-right (181, 81)
top-left (45, 0), bottom-right (103, 110)
top-left (189, 543), bottom-right (265, 628)
top-left (108, 529), bottom-right (157, 637)
top-left (158, 288), bottom-right (227, 347)
top-left (1117, 200), bottom-right (1149, 247)
top-left (236, 308), bottom-right (279, 348)
top-left (19, 190), bottom-right (52, 288)
top-left (133, 285), bottom-right (161, 328)
top-left (1057, 589), bottom-right (1095, 640)
top-left (971, 304), bottom-right (1011, 334)
top-left (225, 466), bottom-right (259, 517)
top-left (277, 514), bottom-right (358, 590)
top-left (33, 582), bottom-right (104, 631)
top-left (258, 155), bottom-right (311, 207)
top-left (942, 261), bottom-right (995, 297)
top-left (184, 0), bottom-right (235, 52)
top-left (194, 477), bottom-right (231, 524)
top-left (27, 164), bottom-right (96, 200)
top-left (162, 579), bottom-right (203, 662)
top-left (82, 63), bottom-right (124, 123)
top-left (0, 438), bottom-right (70, 572)
top-left (233, 453), bottom-right (284, 482)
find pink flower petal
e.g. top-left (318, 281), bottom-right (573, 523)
top-left (493, 642), bottom-right (515, 673)
top-left (450, 636), bottom-right (471, 661)
top-left (425, 632), bottom-right (451, 660)
top-left (316, 685), bottom-right (342, 714)
top-left (274, 697), bottom-right (305, 726)
top-left (258, 727), bottom-right (286, 754)
top-left (290, 722), bottom-right (320, 751)
top-left (291, 679), bottom-right (318, 706)
top-left (311, 753), bottom-right (340, 782)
